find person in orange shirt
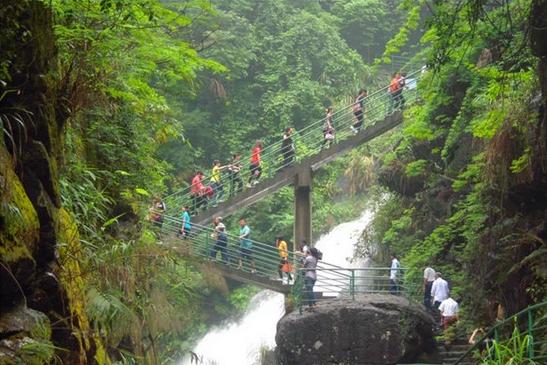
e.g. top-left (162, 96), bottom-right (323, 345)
top-left (247, 140), bottom-right (263, 187)
top-left (389, 72), bottom-right (405, 112)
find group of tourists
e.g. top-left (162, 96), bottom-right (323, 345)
top-left (206, 217), bottom-right (256, 272)
top-left (423, 267), bottom-right (459, 332)
top-left (183, 71), bottom-right (412, 216)
top-left (188, 140), bottom-right (263, 215)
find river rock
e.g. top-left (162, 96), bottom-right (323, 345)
top-left (275, 294), bottom-right (434, 365)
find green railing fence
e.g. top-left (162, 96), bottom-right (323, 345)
top-left (161, 68), bottom-right (424, 219)
top-left (156, 214), bottom-right (347, 286)
top-left (452, 301), bottom-right (547, 364)
top-left (291, 267), bottom-right (420, 313)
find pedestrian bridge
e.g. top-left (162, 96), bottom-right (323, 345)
top-left (160, 216), bottom-right (416, 302)
top-left (161, 70), bottom-right (422, 244)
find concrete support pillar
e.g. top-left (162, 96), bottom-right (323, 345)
top-left (294, 168), bottom-right (312, 251)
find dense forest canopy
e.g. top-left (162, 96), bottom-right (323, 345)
top-left (0, 0), bottom-right (545, 364)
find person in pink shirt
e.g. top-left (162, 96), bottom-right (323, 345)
top-left (247, 140), bottom-right (263, 187)
top-left (190, 171), bottom-right (205, 214)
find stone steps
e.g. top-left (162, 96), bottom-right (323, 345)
top-left (400, 340), bottom-right (474, 365)
top-left (435, 341), bottom-right (473, 365)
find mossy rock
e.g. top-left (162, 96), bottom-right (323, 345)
top-left (0, 305), bottom-right (53, 365)
top-left (56, 208), bottom-right (92, 361)
top-left (0, 143), bottom-right (40, 263)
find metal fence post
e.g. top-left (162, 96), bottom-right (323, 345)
top-left (527, 308), bottom-right (534, 359)
top-left (350, 269), bottom-right (355, 300)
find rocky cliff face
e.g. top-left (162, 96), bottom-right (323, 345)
top-left (275, 295), bottom-right (434, 365)
top-left (0, 2), bottom-right (90, 363)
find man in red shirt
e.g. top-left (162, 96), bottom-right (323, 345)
top-left (190, 171), bottom-right (205, 214)
top-left (247, 140), bottom-right (263, 187)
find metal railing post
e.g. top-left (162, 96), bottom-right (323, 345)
top-left (527, 308), bottom-right (534, 359)
top-left (350, 269), bottom-right (355, 300)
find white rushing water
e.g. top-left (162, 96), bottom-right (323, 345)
top-left (179, 208), bottom-right (375, 365)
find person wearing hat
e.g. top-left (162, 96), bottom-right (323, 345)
top-left (276, 236), bottom-right (292, 284)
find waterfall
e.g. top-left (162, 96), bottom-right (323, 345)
top-left (179, 208), bottom-right (375, 365)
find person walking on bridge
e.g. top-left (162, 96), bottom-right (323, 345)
top-left (351, 89), bottom-right (367, 133)
top-left (276, 236), bottom-right (293, 284)
top-left (177, 205), bottom-right (191, 239)
top-left (389, 72), bottom-right (405, 112)
top-left (321, 107), bottom-right (335, 150)
top-left (228, 154), bottom-right (243, 197)
top-left (210, 217), bottom-right (228, 263)
top-left (190, 171), bottom-right (205, 215)
top-left (210, 160), bottom-right (228, 207)
top-left (280, 127), bottom-right (295, 168)
top-left (247, 140), bottom-right (263, 187)
top-left (237, 218), bottom-right (255, 273)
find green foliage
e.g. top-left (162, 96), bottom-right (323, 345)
top-left (479, 324), bottom-right (538, 365)
top-left (379, 0), bottom-right (423, 63)
top-left (228, 286), bottom-right (260, 311)
top-left (404, 159), bottom-right (428, 177)
top-left (331, 0), bottom-right (398, 62)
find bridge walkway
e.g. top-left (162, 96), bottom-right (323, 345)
top-left (162, 70), bottom-right (422, 226)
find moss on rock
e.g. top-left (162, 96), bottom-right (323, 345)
top-left (0, 142), bottom-right (40, 263)
top-left (57, 208), bottom-right (94, 364)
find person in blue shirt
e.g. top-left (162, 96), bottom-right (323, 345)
top-left (236, 218), bottom-right (255, 273)
top-left (178, 206), bottom-right (191, 239)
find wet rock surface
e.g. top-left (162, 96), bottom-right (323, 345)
top-left (275, 294), bottom-right (434, 365)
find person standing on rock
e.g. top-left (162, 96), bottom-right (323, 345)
top-left (423, 266), bottom-right (436, 309)
top-left (389, 254), bottom-right (401, 294)
top-left (303, 247), bottom-right (319, 309)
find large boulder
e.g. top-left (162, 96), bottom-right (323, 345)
top-left (275, 294), bottom-right (434, 365)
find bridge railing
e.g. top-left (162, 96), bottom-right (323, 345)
top-left (155, 215), bottom-right (347, 286)
top-left (452, 301), bottom-right (547, 364)
top-left (291, 267), bottom-right (420, 313)
top-left (162, 69), bottom-right (424, 219)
